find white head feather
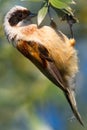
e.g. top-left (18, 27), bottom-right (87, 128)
top-left (4, 6), bottom-right (31, 45)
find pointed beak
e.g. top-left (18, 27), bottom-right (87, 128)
top-left (29, 12), bottom-right (37, 18)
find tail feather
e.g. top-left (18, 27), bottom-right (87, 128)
top-left (64, 89), bottom-right (84, 126)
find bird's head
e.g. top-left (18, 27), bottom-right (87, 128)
top-left (4, 5), bottom-right (36, 43)
top-left (4, 5), bottom-right (36, 27)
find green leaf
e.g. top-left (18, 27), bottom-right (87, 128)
top-left (37, 4), bottom-right (48, 26)
top-left (61, 0), bottom-right (75, 4)
top-left (49, 0), bottom-right (75, 16)
top-left (21, 0), bottom-right (42, 2)
top-left (63, 7), bottom-right (74, 16)
top-left (49, 0), bottom-right (69, 9)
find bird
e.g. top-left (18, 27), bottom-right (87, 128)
top-left (4, 5), bottom-right (83, 126)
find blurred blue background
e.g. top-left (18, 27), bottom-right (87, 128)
top-left (0, 0), bottom-right (87, 130)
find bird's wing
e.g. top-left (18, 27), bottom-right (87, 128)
top-left (38, 46), bottom-right (65, 90)
top-left (17, 39), bottom-right (65, 90)
top-left (30, 40), bottom-right (66, 91)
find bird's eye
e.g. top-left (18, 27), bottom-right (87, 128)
top-left (18, 12), bottom-right (23, 18)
